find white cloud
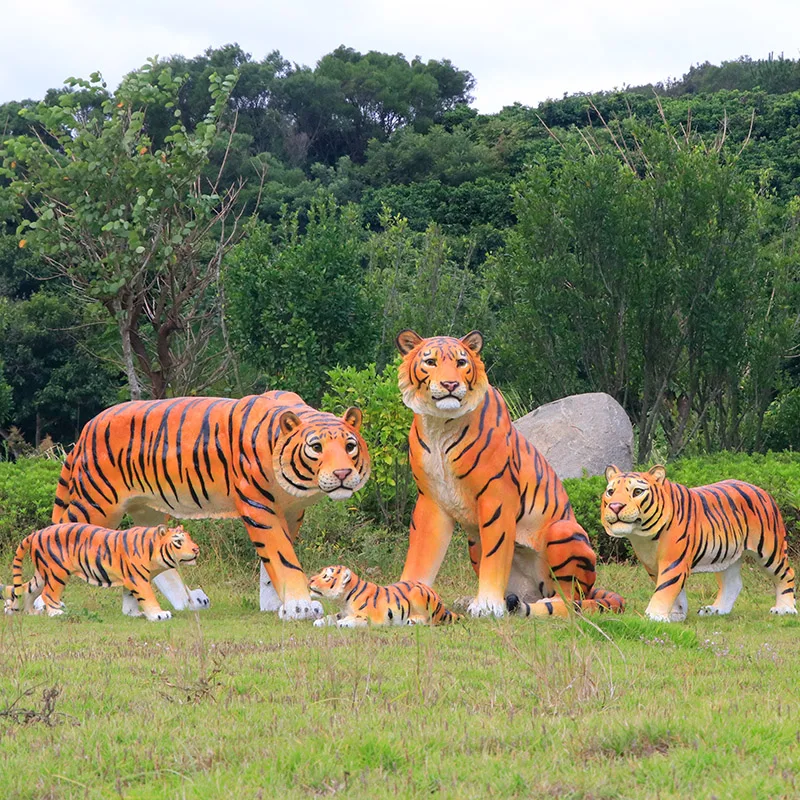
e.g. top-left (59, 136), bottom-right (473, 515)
top-left (4, 0), bottom-right (800, 111)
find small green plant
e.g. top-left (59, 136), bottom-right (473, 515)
top-left (0, 456), bottom-right (61, 550)
top-left (323, 359), bottom-right (415, 529)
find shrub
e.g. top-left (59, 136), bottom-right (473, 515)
top-left (322, 360), bottom-right (415, 530)
top-left (762, 388), bottom-right (800, 451)
top-left (0, 456), bottom-right (61, 551)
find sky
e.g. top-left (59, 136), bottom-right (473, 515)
top-left (4, 0), bottom-right (800, 112)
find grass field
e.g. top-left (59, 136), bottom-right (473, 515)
top-left (2, 525), bottom-right (800, 800)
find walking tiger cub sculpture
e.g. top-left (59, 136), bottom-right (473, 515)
top-left (52, 390), bottom-right (370, 620)
top-left (3, 524), bottom-right (199, 620)
top-left (308, 565), bottom-right (461, 627)
top-left (395, 329), bottom-right (624, 618)
top-left (602, 465), bottom-right (797, 622)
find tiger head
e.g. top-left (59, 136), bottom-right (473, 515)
top-left (395, 330), bottom-right (489, 418)
top-left (601, 465), bottom-right (669, 539)
top-left (273, 408), bottom-right (370, 501)
top-left (308, 565), bottom-right (356, 601)
top-left (154, 525), bottom-right (200, 568)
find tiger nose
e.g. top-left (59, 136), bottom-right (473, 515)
top-left (333, 468), bottom-right (352, 481)
top-left (441, 380), bottom-right (460, 392)
top-left (608, 502), bottom-right (625, 515)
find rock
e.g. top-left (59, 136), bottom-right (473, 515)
top-left (513, 392), bottom-right (633, 479)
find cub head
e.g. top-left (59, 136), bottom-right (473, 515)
top-left (155, 525), bottom-right (200, 567)
top-left (273, 408), bottom-right (370, 501)
top-left (395, 330), bottom-right (489, 418)
top-left (601, 465), bottom-right (668, 539)
top-left (308, 565), bottom-right (357, 601)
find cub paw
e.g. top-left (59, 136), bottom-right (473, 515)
top-left (47, 608), bottom-right (65, 617)
top-left (698, 606), bottom-right (724, 616)
top-left (467, 598), bottom-right (506, 618)
top-left (278, 600), bottom-right (323, 621)
top-left (188, 589), bottom-right (210, 611)
top-left (147, 610), bottom-right (173, 622)
top-left (33, 596), bottom-right (45, 613)
top-left (770, 606), bottom-right (798, 616)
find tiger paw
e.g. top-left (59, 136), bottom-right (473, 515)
top-left (645, 610), bottom-right (673, 623)
top-left (33, 595), bottom-right (45, 613)
top-left (187, 589), bottom-right (210, 611)
top-left (146, 610), bottom-right (173, 622)
top-left (770, 605), bottom-right (798, 616)
top-left (278, 600), bottom-right (323, 621)
top-left (467, 597), bottom-right (506, 618)
top-left (46, 608), bottom-right (65, 617)
top-left (122, 593), bottom-right (143, 617)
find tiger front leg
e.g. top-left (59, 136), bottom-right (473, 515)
top-left (126, 581), bottom-right (172, 622)
top-left (237, 498), bottom-right (321, 621)
top-left (400, 493), bottom-right (455, 586)
top-left (646, 566), bottom-right (689, 623)
top-left (469, 493), bottom-right (517, 618)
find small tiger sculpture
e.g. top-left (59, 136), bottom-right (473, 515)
top-left (4, 523), bottom-right (199, 621)
top-left (308, 565), bottom-right (461, 627)
top-left (602, 465), bottom-right (797, 622)
top-left (51, 390), bottom-right (370, 620)
top-left (395, 329), bottom-right (625, 618)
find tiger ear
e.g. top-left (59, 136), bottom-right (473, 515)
top-left (460, 330), bottom-right (484, 354)
top-left (156, 525), bottom-right (167, 536)
top-left (279, 410), bottom-right (302, 436)
top-left (342, 407), bottom-right (362, 432)
top-left (396, 329), bottom-right (423, 355)
top-left (648, 464), bottom-right (667, 483)
top-left (341, 568), bottom-right (352, 585)
top-left (605, 465), bottom-right (621, 482)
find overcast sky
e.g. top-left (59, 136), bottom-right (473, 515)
top-left (4, 0), bottom-right (800, 112)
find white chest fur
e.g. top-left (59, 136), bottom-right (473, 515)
top-left (418, 417), bottom-right (478, 528)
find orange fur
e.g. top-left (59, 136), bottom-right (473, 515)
top-left (309, 565), bottom-right (460, 627)
top-left (51, 391), bottom-right (369, 618)
top-left (5, 524), bottom-right (198, 620)
top-left (602, 465), bottom-right (796, 621)
top-left (396, 330), bottom-right (624, 618)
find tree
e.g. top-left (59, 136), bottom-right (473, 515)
top-left (487, 125), bottom-right (798, 460)
top-left (0, 61), bottom-right (249, 399)
top-left (225, 195), bottom-right (376, 402)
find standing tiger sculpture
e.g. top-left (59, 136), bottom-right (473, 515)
top-left (4, 523), bottom-right (199, 621)
top-left (395, 330), bottom-right (624, 618)
top-left (602, 465), bottom-right (797, 621)
top-left (52, 390), bottom-right (370, 620)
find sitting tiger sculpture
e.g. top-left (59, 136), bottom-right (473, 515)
top-left (395, 329), bottom-right (624, 618)
top-left (52, 390), bottom-right (370, 621)
top-left (4, 523), bottom-right (199, 620)
top-left (602, 465), bottom-right (797, 622)
top-left (308, 565), bottom-right (461, 627)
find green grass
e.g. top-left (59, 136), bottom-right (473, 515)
top-left (2, 534), bottom-right (800, 799)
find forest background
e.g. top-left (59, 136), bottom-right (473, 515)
top-left (2, 45), bottom-right (800, 538)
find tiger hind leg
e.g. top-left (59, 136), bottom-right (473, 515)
top-left (698, 561), bottom-right (742, 616)
top-left (39, 579), bottom-right (66, 617)
top-left (758, 548), bottom-right (797, 616)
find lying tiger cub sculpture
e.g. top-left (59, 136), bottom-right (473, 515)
top-left (308, 565), bottom-right (461, 627)
top-left (3, 523), bottom-right (199, 621)
top-left (602, 465), bottom-right (797, 622)
top-left (395, 329), bottom-right (625, 618)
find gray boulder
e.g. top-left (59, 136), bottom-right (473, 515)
top-left (513, 392), bottom-right (633, 479)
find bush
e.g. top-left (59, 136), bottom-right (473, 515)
top-left (762, 388), bottom-right (800, 451)
top-left (322, 360), bottom-right (415, 530)
top-left (565, 451), bottom-right (800, 563)
top-left (0, 456), bottom-right (61, 551)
